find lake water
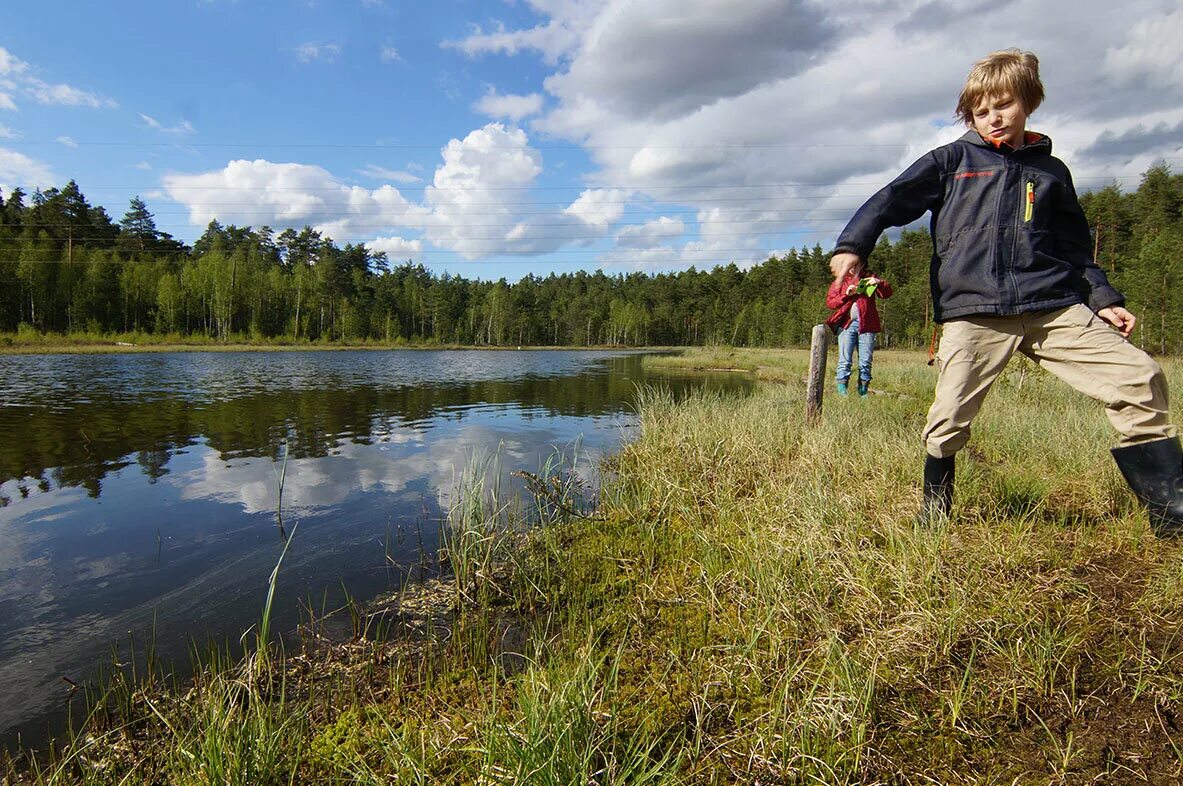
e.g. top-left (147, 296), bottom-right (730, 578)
top-left (0, 349), bottom-right (751, 749)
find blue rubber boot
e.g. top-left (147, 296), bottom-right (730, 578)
top-left (857, 381), bottom-right (869, 397)
top-left (837, 381), bottom-right (849, 396)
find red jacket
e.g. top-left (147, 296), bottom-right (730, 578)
top-left (825, 271), bottom-right (893, 334)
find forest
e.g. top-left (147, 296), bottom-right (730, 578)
top-left (1, 163), bottom-right (1181, 352)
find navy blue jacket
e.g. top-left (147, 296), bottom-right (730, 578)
top-left (833, 130), bottom-right (1124, 322)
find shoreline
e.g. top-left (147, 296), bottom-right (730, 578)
top-left (0, 340), bottom-right (663, 356)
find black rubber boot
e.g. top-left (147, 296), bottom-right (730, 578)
top-left (1111, 437), bottom-right (1183, 538)
top-left (919, 453), bottom-right (955, 524)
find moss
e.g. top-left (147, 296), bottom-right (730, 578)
top-left (308, 707), bottom-right (373, 769)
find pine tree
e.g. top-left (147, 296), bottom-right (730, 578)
top-left (118, 196), bottom-right (160, 252)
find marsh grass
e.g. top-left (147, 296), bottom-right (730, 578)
top-left (440, 447), bottom-right (519, 608)
top-left (8, 348), bottom-right (1183, 784)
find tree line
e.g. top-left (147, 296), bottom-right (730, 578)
top-left (1, 163), bottom-right (1180, 351)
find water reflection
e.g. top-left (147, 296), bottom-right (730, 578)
top-left (0, 351), bottom-right (660, 504)
top-left (0, 350), bottom-right (750, 748)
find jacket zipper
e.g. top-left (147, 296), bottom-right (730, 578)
top-left (1024, 180), bottom-right (1035, 222)
top-left (1005, 161), bottom-right (1020, 310)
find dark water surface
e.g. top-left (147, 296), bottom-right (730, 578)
top-left (0, 349), bottom-right (750, 749)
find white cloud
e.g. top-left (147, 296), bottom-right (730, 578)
top-left (563, 188), bottom-right (629, 229)
top-left (593, 205), bottom-right (769, 271)
top-left (0, 123), bottom-right (17, 139)
top-left (55, 136), bottom-right (77, 148)
top-left (444, 1), bottom-right (607, 64)
top-left (25, 78), bottom-right (117, 109)
top-left (294, 42), bottom-right (342, 63)
top-left (140, 113), bottom-right (196, 135)
top-left (446, 0), bottom-right (1183, 264)
top-left (548, 0), bottom-right (834, 123)
top-left (424, 123), bottom-right (561, 258)
top-left (359, 164), bottom-right (421, 183)
top-left (473, 89), bottom-right (543, 121)
top-left (615, 216), bottom-right (684, 249)
top-left (162, 159), bottom-right (430, 239)
top-left (366, 235), bottom-right (422, 259)
top-left (0, 147), bottom-right (58, 190)
top-left (0, 46), bottom-right (115, 110)
top-left (0, 47), bottom-right (29, 77)
top-left (1103, 9), bottom-right (1183, 91)
top-left (169, 425), bottom-right (505, 515)
top-left (379, 46), bottom-right (402, 63)
top-left (134, 161), bottom-right (152, 170)
top-left (164, 123), bottom-right (622, 259)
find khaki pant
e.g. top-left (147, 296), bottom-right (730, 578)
top-left (924, 304), bottom-right (1174, 458)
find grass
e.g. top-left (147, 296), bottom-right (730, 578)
top-left (641, 346), bottom-right (811, 383)
top-left (7, 346), bottom-right (1183, 784)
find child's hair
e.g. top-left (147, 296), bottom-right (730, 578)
top-left (955, 49), bottom-right (1044, 126)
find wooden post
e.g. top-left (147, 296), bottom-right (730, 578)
top-left (806, 324), bottom-right (829, 422)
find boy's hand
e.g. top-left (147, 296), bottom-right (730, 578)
top-left (830, 252), bottom-right (861, 281)
top-left (1098, 306), bottom-right (1136, 338)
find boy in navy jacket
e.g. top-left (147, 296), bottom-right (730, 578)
top-left (829, 49), bottom-right (1182, 535)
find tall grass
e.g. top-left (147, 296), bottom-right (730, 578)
top-left (440, 447), bottom-right (515, 607)
top-left (597, 348), bottom-right (1183, 783)
top-left (256, 438), bottom-right (293, 653)
top-left (9, 348), bottom-right (1183, 784)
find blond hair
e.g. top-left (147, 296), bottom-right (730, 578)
top-left (955, 49), bottom-right (1044, 125)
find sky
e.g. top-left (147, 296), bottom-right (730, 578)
top-left (2, 0), bottom-right (1182, 281)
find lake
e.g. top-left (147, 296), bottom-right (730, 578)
top-left (0, 349), bottom-right (751, 749)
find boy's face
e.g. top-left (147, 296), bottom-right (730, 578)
top-left (971, 92), bottom-right (1028, 149)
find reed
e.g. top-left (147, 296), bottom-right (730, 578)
top-left (439, 447), bottom-right (515, 607)
top-left (255, 437), bottom-right (294, 663)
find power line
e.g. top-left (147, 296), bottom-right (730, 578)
top-left (2, 194), bottom-right (896, 209)
top-left (0, 242), bottom-right (833, 264)
top-left (5, 176), bottom-right (1159, 221)
top-left (0, 192), bottom-right (1117, 210)
top-left (0, 215), bottom-right (872, 232)
top-left (0, 259), bottom-right (799, 272)
top-left (2, 206), bottom-right (863, 219)
top-left (15, 170), bottom-right (1165, 194)
top-left (8, 132), bottom-right (1183, 151)
top-left (0, 231), bottom-right (858, 249)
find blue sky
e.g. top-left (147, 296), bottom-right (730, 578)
top-left (3, 0), bottom-right (1182, 281)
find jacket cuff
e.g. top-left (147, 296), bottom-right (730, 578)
top-left (830, 244), bottom-right (865, 258)
top-left (1088, 286), bottom-right (1125, 312)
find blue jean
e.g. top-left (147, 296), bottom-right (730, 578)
top-left (836, 318), bottom-right (876, 384)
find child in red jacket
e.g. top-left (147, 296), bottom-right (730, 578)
top-left (825, 259), bottom-right (893, 397)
